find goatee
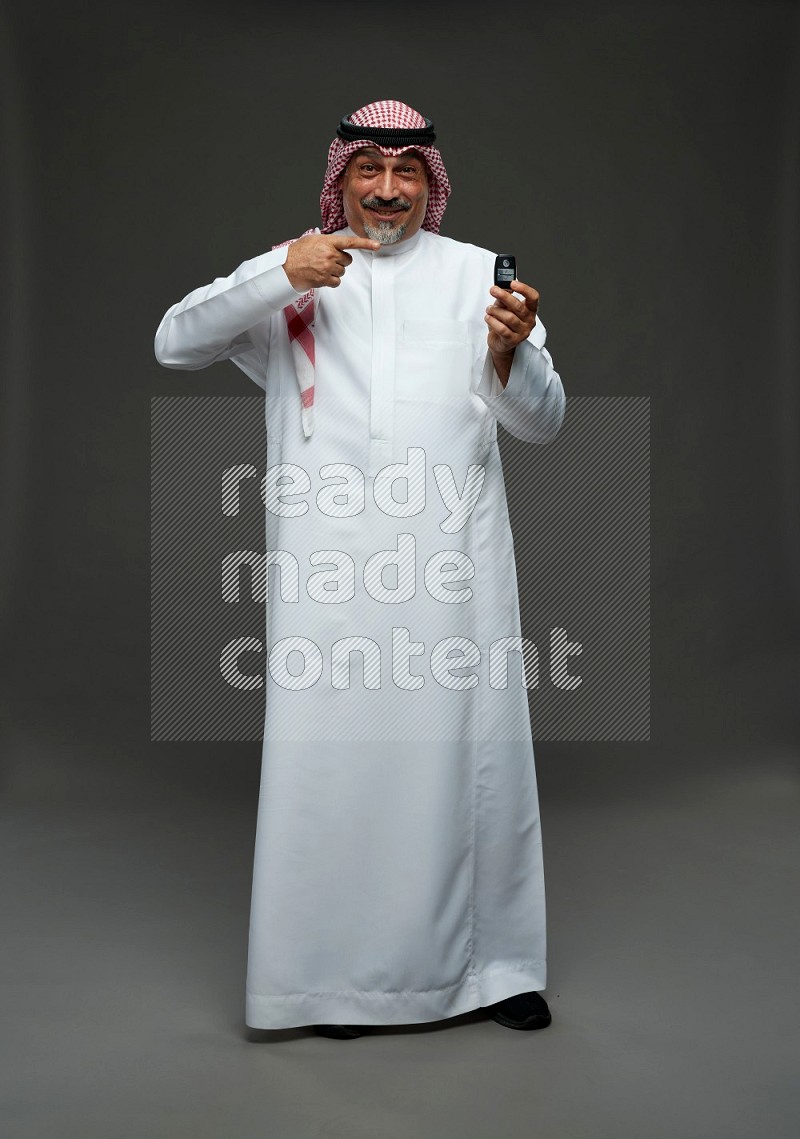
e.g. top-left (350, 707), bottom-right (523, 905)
top-left (363, 220), bottom-right (408, 245)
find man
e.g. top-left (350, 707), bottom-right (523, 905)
top-left (154, 100), bottom-right (566, 1039)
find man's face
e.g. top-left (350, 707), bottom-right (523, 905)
top-left (340, 148), bottom-right (429, 245)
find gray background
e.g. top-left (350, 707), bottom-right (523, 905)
top-left (1, 1), bottom-right (798, 1136)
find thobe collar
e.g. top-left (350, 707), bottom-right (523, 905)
top-left (337, 224), bottom-right (425, 258)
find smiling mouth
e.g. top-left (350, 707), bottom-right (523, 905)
top-left (362, 200), bottom-right (411, 221)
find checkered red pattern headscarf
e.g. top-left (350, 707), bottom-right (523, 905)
top-left (275, 101), bottom-right (451, 438)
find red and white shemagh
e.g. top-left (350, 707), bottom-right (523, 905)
top-left (273, 100), bottom-right (452, 438)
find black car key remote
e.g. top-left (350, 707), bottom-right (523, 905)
top-left (494, 254), bottom-right (516, 290)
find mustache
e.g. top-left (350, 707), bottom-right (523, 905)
top-left (360, 197), bottom-right (412, 211)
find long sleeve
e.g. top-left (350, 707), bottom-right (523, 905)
top-left (153, 244), bottom-right (306, 372)
top-left (475, 317), bottom-right (566, 443)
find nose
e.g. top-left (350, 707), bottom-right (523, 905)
top-left (375, 167), bottom-right (401, 201)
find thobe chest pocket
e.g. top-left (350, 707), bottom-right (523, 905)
top-left (397, 319), bottom-right (477, 403)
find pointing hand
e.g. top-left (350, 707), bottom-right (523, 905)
top-left (283, 233), bottom-right (382, 291)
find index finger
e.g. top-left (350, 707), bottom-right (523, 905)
top-left (330, 234), bottom-right (382, 251)
top-left (511, 279), bottom-right (540, 309)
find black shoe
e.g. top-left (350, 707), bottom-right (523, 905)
top-left (486, 991), bottom-right (552, 1030)
top-left (312, 1024), bottom-right (364, 1039)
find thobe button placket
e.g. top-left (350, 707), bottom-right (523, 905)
top-left (368, 254), bottom-right (396, 478)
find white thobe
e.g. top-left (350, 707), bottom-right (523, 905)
top-left (154, 225), bottom-right (566, 1028)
